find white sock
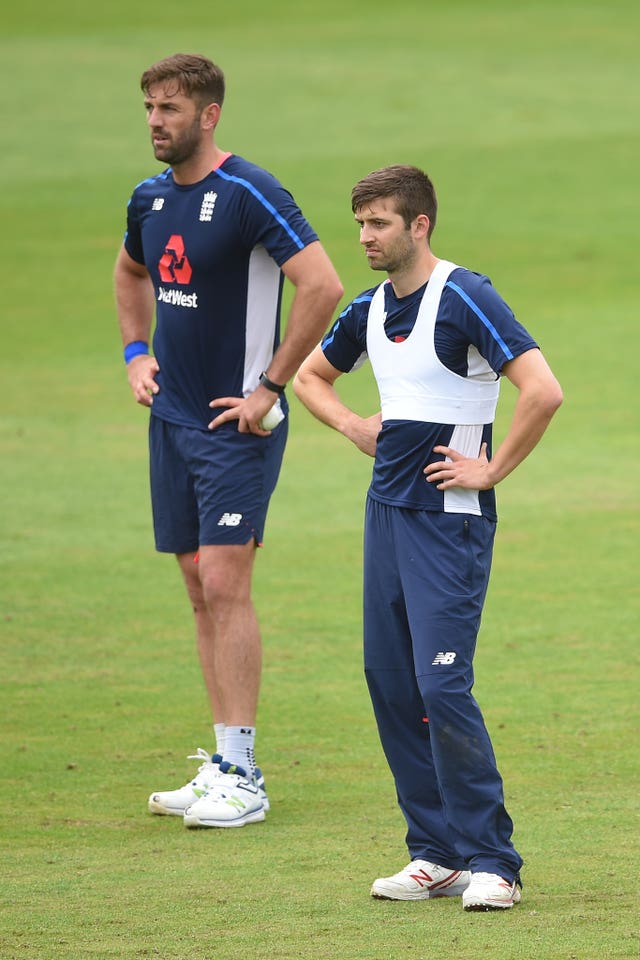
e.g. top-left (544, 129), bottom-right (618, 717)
top-left (213, 723), bottom-right (226, 759)
top-left (223, 726), bottom-right (256, 777)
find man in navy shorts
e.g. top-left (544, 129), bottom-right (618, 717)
top-left (294, 165), bottom-right (562, 908)
top-left (114, 53), bottom-right (342, 828)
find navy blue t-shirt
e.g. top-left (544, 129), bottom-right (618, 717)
top-left (124, 154), bottom-right (318, 430)
top-left (322, 268), bottom-right (538, 518)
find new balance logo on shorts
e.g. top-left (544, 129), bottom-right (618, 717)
top-left (432, 652), bottom-right (457, 665)
top-left (217, 512), bottom-right (243, 527)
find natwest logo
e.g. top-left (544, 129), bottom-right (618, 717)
top-left (158, 234), bottom-right (192, 284)
top-left (158, 288), bottom-right (198, 308)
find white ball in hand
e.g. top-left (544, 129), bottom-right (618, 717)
top-left (259, 400), bottom-right (285, 431)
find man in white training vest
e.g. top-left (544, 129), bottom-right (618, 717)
top-left (293, 165), bottom-right (562, 911)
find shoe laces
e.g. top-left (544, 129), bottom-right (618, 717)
top-left (471, 872), bottom-right (511, 886)
top-left (187, 747), bottom-right (218, 766)
top-left (204, 767), bottom-right (259, 800)
top-left (186, 748), bottom-right (219, 784)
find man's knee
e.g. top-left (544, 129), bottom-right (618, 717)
top-left (198, 543), bottom-right (255, 606)
top-left (176, 552), bottom-right (206, 611)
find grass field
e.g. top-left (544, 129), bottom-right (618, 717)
top-left (1, 1), bottom-right (639, 958)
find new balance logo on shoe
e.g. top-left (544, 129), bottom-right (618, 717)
top-left (370, 860), bottom-right (471, 901)
top-left (432, 651), bottom-right (457, 665)
top-left (409, 867), bottom-right (435, 887)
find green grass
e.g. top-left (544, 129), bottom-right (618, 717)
top-left (1, 0), bottom-right (639, 957)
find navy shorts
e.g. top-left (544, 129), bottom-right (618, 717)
top-left (149, 414), bottom-right (288, 554)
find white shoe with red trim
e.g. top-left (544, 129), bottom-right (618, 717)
top-left (462, 872), bottom-right (522, 911)
top-left (371, 859), bottom-right (471, 900)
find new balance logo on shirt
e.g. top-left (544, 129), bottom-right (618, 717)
top-left (432, 652), bottom-right (457, 665)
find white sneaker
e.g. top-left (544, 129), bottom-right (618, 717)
top-left (148, 748), bottom-right (221, 816)
top-left (253, 767), bottom-right (270, 812)
top-left (183, 762), bottom-right (266, 828)
top-left (462, 872), bottom-right (522, 911)
top-left (371, 860), bottom-right (471, 900)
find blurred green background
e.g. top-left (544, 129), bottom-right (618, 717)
top-left (1, 2), bottom-right (638, 958)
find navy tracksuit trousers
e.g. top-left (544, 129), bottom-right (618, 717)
top-left (363, 497), bottom-right (523, 881)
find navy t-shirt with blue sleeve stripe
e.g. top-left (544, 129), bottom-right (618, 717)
top-left (321, 267), bottom-right (538, 519)
top-left (124, 154), bottom-right (318, 430)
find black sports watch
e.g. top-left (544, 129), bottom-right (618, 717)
top-left (259, 371), bottom-right (286, 395)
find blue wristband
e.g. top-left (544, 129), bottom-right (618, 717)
top-left (124, 341), bottom-right (149, 364)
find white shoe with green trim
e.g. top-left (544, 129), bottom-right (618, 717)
top-left (183, 762), bottom-right (266, 828)
top-left (147, 748), bottom-right (221, 816)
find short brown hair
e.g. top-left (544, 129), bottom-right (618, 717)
top-left (140, 53), bottom-right (225, 111)
top-left (351, 165), bottom-right (438, 238)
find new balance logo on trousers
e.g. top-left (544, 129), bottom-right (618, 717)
top-left (432, 651), bottom-right (457, 665)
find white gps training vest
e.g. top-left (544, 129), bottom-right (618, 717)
top-left (366, 260), bottom-right (500, 426)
